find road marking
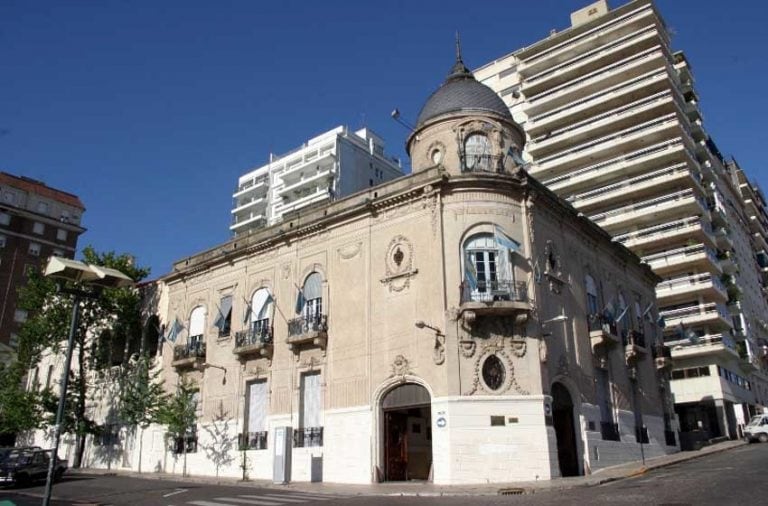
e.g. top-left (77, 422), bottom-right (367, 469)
top-left (189, 501), bottom-right (256, 506)
top-left (257, 494), bottom-right (322, 502)
top-left (257, 493), bottom-right (335, 500)
top-left (214, 498), bottom-right (283, 505)
top-left (164, 488), bottom-right (189, 498)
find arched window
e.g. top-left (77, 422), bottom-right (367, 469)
top-left (463, 232), bottom-right (517, 302)
top-left (189, 306), bottom-right (206, 348)
top-left (297, 272), bottom-right (323, 321)
top-left (250, 288), bottom-right (274, 342)
top-left (463, 133), bottom-right (491, 172)
top-left (585, 274), bottom-right (599, 316)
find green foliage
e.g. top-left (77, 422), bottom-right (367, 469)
top-left (158, 379), bottom-right (197, 440)
top-left (118, 354), bottom-right (168, 429)
top-left (0, 362), bottom-right (45, 436)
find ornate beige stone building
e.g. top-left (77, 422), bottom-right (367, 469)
top-left (129, 51), bottom-right (677, 484)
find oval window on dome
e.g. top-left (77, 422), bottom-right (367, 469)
top-left (482, 354), bottom-right (505, 391)
top-left (431, 149), bottom-right (443, 165)
top-left (464, 133), bottom-right (491, 172)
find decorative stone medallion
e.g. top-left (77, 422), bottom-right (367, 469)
top-left (381, 235), bottom-right (418, 292)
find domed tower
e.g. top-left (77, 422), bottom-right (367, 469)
top-left (407, 39), bottom-right (525, 175)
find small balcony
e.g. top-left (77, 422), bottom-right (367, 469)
top-left (669, 333), bottom-right (738, 360)
top-left (588, 313), bottom-right (620, 352)
top-left (652, 343), bottom-right (673, 371)
top-left (660, 303), bottom-right (732, 331)
top-left (286, 314), bottom-right (328, 351)
top-left (233, 319), bottom-right (273, 358)
top-left (458, 280), bottom-right (530, 324)
top-left (656, 272), bottom-right (728, 305)
top-left (172, 340), bottom-right (206, 369)
top-left (460, 154), bottom-right (505, 174)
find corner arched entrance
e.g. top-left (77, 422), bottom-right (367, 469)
top-left (380, 383), bottom-right (432, 481)
top-left (552, 382), bottom-right (580, 477)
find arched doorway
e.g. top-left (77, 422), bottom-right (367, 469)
top-left (381, 383), bottom-right (432, 481)
top-left (552, 382), bottom-right (580, 477)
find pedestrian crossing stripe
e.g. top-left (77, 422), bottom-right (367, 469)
top-left (187, 492), bottom-right (342, 506)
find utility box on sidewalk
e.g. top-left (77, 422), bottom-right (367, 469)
top-left (273, 426), bottom-right (292, 484)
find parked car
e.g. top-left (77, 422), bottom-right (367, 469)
top-left (0, 448), bottom-right (67, 487)
top-left (744, 414), bottom-right (768, 443)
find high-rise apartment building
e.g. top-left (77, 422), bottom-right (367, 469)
top-left (475, 0), bottom-right (768, 444)
top-left (231, 126), bottom-right (403, 235)
top-left (0, 172), bottom-right (86, 362)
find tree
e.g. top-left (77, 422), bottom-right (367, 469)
top-left (0, 362), bottom-right (44, 443)
top-left (16, 246), bottom-right (150, 468)
top-left (117, 354), bottom-right (168, 473)
top-left (158, 379), bottom-right (197, 477)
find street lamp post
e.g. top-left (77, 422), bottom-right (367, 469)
top-left (41, 257), bottom-right (134, 506)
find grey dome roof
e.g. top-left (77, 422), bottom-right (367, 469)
top-left (415, 56), bottom-right (512, 128)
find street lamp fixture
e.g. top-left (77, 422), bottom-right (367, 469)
top-left (42, 256), bottom-right (134, 506)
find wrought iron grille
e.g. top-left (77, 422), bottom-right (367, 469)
top-left (293, 427), bottom-right (323, 448)
top-left (461, 280), bottom-right (528, 304)
top-left (287, 314), bottom-right (327, 337)
top-left (235, 319), bottom-right (273, 348)
top-left (239, 431), bottom-right (268, 450)
top-left (173, 340), bottom-right (206, 361)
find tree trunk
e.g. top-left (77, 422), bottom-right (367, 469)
top-left (73, 340), bottom-right (87, 468)
top-left (138, 426), bottom-right (144, 473)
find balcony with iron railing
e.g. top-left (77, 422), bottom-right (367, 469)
top-left (233, 318), bottom-right (273, 358)
top-left (624, 329), bottom-right (648, 364)
top-left (233, 175), bottom-right (269, 199)
top-left (588, 313), bottom-right (620, 353)
top-left (460, 154), bottom-right (505, 174)
top-left (656, 272), bottom-right (728, 304)
top-left (458, 279), bottom-right (530, 322)
top-left (652, 342), bottom-right (673, 371)
top-left (589, 189), bottom-right (706, 234)
top-left (286, 313), bottom-right (328, 351)
top-left (172, 339), bottom-right (206, 369)
top-left (278, 164), bottom-right (335, 195)
top-left (669, 333), bottom-right (738, 360)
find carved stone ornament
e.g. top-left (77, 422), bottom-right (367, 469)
top-left (433, 333), bottom-right (446, 365)
top-left (510, 338), bottom-right (527, 358)
top-left (543, 240), bottom-right (565, 294)
top-left (468, 347), bottom-right (528, 395)
top-left (381, 235), bottom-right (418, 292)
top-left (459, 339), bottom-right (477, 358)
top-left (337, 241), bottom-right (363, 261)
top-left (391, 354), bottom-right (412, 377)
top-left (281, 263), bottom-right (291, 280)
top-left (421, 185), bottom-right (439, 236)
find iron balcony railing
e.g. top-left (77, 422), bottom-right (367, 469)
top-left (235, 319), bottom-right (273, 348)
top-left (287, 314), bottom-right (328, 337)
top-left (601, 422), bottom-right (621, 441)
top-left (239, 431), bottom-right (268, 451)
top-left (293, 427), bottom-right (323, 448)
top-left (587, 313), bottom-right (618, 336)
top-left (624, 329), bottom-right (647, 348)
top-left (461, 280), bottom-right (528, 304)
top-left (173, 340), bottom-right (206, 362)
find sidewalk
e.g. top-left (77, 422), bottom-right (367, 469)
top-left (72, 439), bottom-right (746, 497)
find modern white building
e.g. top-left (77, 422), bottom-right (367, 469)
top-left (231, 126), bottom-right (403, 236)
top-left (474, 0), bottom-right (768, 446)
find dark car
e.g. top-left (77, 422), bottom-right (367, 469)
top-left (0, 448), bottom-right (67, 487)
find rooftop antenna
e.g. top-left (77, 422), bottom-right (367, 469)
top-left (455, 30), bottom-right (462, 63)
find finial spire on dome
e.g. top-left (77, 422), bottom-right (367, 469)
top-left (448, 31), bottom-right (472, 81)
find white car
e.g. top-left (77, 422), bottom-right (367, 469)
top-left (744, 414), bottom-right (768, 443)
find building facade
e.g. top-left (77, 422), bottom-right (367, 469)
top-left (35, 52), bottom-right (679, 484)
top-left (231, 126), bottom-right (403, 236)
top-left (0, 172), bottom-right (85, 363)
top-left (474, 0), bottom-right (768, 446)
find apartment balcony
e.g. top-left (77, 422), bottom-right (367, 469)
top-left (588, 313), bottom-right (621, 353)
top-left (527, 69), bottom-right (673, 138)
top-left (172, 340), bottom-right (206, 369)
top-left (642, 243), bottom-right (720, 277)
top-left (233, 177), bottom-right (269, 200)
top-left (233, 319), bottom-right (273, 358)
top-left (528, 91), bottom-right (679, 160)
top-left (522, 26), bottom-right (662, 98)
top-left (568, 162), bottom-right (701, 214)
top-left (718, 250), bottom-right (738, 274)
top-left (279, 164), bottom-right (335, 196)
top-left (656, 272), bottom-right (728, 305)
top-left (517, 5), bottom-right (659, 77)
top-left (286, 314), bottom-right (327, 352)
top-left (532, 113), bottom-right (687, 182)
top-left (546, 138), bottom-right (695, 196)
top-left (713, 226), bottom-right (734, 250)
top-left (615, 217), bottom-right (716, 252)
top-left (659, 303), bottom-right (732, 331)
top-left (588, 189), bottom-right (707, 235)
top-left (674, 52), bottom-right (693, 87)
top-left (230, 212), bottom-right (267, 233)
top-left (278, 146), bottom-right (335, 181)
top-left (524, 47), bottom-right (670, 118)
top-left (232, 194), bottom-right (268, 216)
top-left (669, 333), bottom-right (738, 360)
top-left (623, 329), bottom-right (649, 365)
top-left (753, 231), bottom-right (768, 253)
top-left (274, 186), bottom-right (333, 217)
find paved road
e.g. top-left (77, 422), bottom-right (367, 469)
top-left (1, 443), bottom-right (765, 505)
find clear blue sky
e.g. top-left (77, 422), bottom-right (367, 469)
top-left (2, 0), bottom-right (766, 278)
